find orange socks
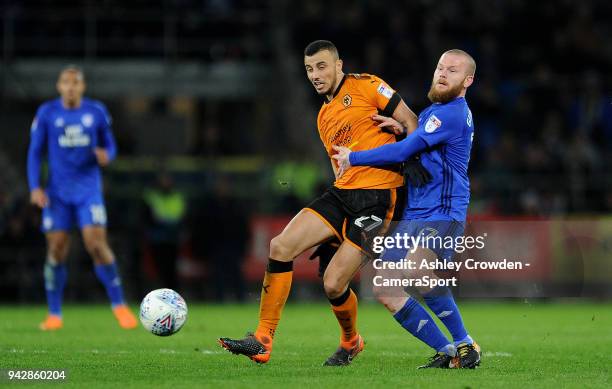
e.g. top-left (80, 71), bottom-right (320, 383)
top-left (330, 288), bottom-right (359, 346)
top-left (255, 259), bottom-right (293, 345)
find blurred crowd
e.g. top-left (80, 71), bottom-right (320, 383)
top-left (2, 0), bottom-right (270, 60)
top-left (291, 0), bottom-right (612, 215)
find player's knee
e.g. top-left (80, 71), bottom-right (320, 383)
top-left (47, 247), bottom-right (67, 263)
top-left (372, 283), bottom-right (385, 301)
top-left (269, 235), bottom-right (296, 261)
top-left (84, 237), bottom-right (107, 259)
top-left (48, 239), bottom-right (69, 262)
top-left (323, 273), bottom-right (346, 299)
top-left (372, 284), bottom-right (393, 309)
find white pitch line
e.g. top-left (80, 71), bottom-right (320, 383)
top-left (1, 348), bottom-right (513, 358)
top-left (482, 351), bottom-right (513, 357)
top-left (199, 349), bottom-right (224, 355)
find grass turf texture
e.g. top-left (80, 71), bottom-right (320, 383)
top-left (1, 302), bottom-right (610, 388)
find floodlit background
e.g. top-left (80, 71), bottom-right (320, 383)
top-left (1, 0), bottom-right (611, 303)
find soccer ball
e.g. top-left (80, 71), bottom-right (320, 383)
top-left (139, 288), bottom-right (188, 336)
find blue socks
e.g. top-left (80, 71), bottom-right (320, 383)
top-left (44, 261), bottom-right (67, 316)
top-left (94, 262), bottom-right (125, 307)
top-left (393, 297), bottom-right (452, 354)
top-left (423, 286), bottom-right (470, 346)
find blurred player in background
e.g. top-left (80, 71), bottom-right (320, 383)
top-left (333, 50), bottom-right (481, 368)
top-left (219, 40), bottom-right (424, 365)
top-left (27, 66), bottom-right (138, 331)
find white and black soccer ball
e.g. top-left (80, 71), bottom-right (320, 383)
top-left (139, 288), bottom-right (188, 336)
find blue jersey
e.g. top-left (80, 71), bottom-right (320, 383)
top-left (349, 97), bottom-right (474, 221)
top-left (27, 97), bottom-right (117, 203)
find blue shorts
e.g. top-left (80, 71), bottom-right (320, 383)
top-left (381, 219), bottom-right (465, 263)
top-left (42, 193), bottom-right (107, 232)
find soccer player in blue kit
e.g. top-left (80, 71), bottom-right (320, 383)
top-left (27, 66), bottom-right (138, 331)
top-left (333, 50), bottom-right (481, 368)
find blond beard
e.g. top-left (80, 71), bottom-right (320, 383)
top-left (427, 80), bottom-right (465, 103)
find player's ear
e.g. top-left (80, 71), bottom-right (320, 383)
top-left (464, 75), bottom-right (474, 88)
top-left (336, 59), bottom-right (343, 74)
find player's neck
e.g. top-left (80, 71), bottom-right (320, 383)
top-left (326, 73), bottom-right (345, 102)
top-left (61, 98), bottom-right (82, 109)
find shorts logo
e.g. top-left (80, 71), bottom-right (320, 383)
top-left (354, 215), bottom-right (383, 232)
top-left (425, 115), bottom-right (442, 133)
top-left (419, 227), bottom-right (438, 237)
top-left (342, 94), bottom-right (352, 107)
top-left (90, 205), bottom-right (107, 225)
top-left (376, 83), bottom-right (394, 99)
top-left (43, 217), bottom-right (53, 230)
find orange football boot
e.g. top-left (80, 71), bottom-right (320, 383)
top-left (39, 314), bottom-right (63, 331)
top-left (112, 305), bottom-right (138, 329)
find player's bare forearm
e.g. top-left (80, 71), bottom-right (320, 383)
top-left (392, 100), bottom-right (418, 134)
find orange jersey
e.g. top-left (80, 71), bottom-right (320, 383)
top-left (317, 73), bottom-right (404, 189)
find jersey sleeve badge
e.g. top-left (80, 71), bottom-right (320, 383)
top-left (376, 83), bottom-right (394, 99)
top-left (425, 115), bottom-right (442, 133)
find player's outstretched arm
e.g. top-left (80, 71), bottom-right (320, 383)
top-left (334, 135), bottom-right (428, 169)
top-left (348, 108), bottom-right (461, 168)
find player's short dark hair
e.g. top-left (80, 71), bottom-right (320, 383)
top-left (59, 64), bottom-right (85, 80)
top-left (304, 40), bottom-right (339, 59)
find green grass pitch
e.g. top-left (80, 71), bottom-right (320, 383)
top-left (1, 302), bottom-right (611, 388)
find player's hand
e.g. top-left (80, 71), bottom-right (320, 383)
top-left (332, 145), bottom-right (352, 177)
top-left (30, 188), bottom-right (49, 208)
top-left (372, 114), bottom-right (405, 135)
top-left (94, 147), bottom-right (110, 167)
top-left (403, 155), bottom-right (433, 188)
top-left (309, 240), bottom-right (340, 278)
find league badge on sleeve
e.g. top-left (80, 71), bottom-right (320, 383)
top-left (376, 83), bottom-right (394, 99)
top-left (425, 115), bottom-right (442, 133)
